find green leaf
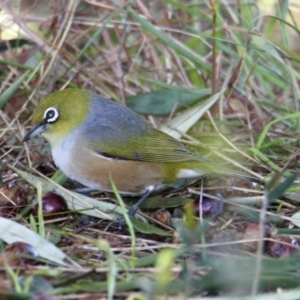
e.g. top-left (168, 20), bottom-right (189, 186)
top-left (50, 170), bottom-right (68, 185)
top-left (199, 254), bottom-right (300, 293)
top-left (122, 247), bottom-right (186, 269)
top-left (256, 112), bottom-right (300, 149)
top-left (132, 219), bottom-right (172, 236)
top-left (143, 197), bottom-right (193, 209)
top-left (126, 88), bottom-right (211, 116)
top-left (0, 217), bottom-right (80, 268)
top-left (267, 174), bottom-right (298, 203)
top-left (0, 290), bottom-right (30, 300)
top-left (277, 228), bottom-right (300, 235)
top-left (159, 89), bottom-right (225, 139)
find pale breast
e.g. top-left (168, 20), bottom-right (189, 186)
top-left (51, 134), bottom-right (76, 176)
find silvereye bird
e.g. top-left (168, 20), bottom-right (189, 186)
top-left (23, 89), bottom-right (247, 218)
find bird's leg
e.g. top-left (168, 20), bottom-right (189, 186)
top-left (116, 188), bottom-right (153, 227)
top-left (127, 188), bottom-right (152, 217)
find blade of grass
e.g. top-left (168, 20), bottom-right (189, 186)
top-left (127, 6), bottom-right (211, 71)
top-left (0, 70), bottom-right (30, 109)
top-left (110, 176), bottom-right (136, 267)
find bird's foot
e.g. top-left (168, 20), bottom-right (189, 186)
top-left (113, 189), bottom-right (152, 230)
top-left (114, 206), bottom-right (138, 230)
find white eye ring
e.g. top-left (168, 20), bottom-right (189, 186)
top-left (44, 107), bottom-right (59, 123)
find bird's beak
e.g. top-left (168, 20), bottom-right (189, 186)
top-left (22, 123), bottom-right (46, 143)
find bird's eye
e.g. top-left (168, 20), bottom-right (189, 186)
top-left (44, 107), bottom-right (59, 123)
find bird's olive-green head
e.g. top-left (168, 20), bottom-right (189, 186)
top-left (23, 89), bottom-right (90, 145)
